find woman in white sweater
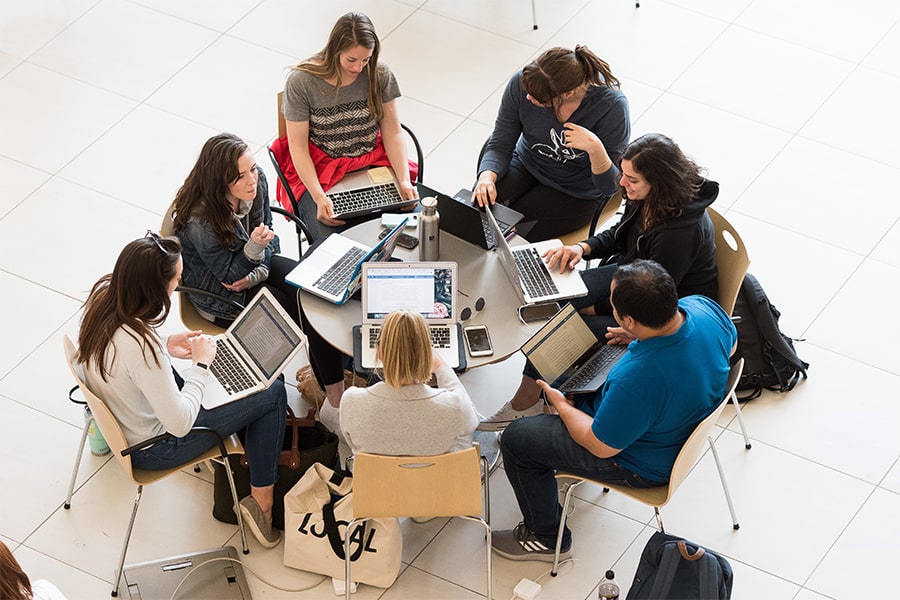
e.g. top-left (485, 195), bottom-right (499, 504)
top-left (339, 310), bottom-right (478, 456)
top-left (76, 233), bottom-right (286, 548)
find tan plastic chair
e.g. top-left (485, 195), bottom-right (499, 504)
top-left (345, 443), bottom-right (492, 599)
top-left (550, 359), bottom-right (745, 576)
top-left (62, 335), bottom-right (247, 597)
top-left (558, 190), bottom-right (624, 252)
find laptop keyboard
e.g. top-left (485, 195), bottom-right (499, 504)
top-left (211, 339), bottom-right (255, 394)
top-left (368, 325), bottom-right (452, 349)
top-left (559, 346), bottom-right (625, 392)
top-left (480, 213), bottom-right (512, 247)
top-left (329, 182), bottom-right (406, 219)
top-left (314, 246), bottom-right (367, 296)
top-left (513, 247), bottom-right (559, 298)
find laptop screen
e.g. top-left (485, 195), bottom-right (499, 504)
top-left (230, 292), bottom-right (304, 378)
top-left (364, 263), bottom-right (456, 322)
top-left (521, 303), bottom-right (597, 383)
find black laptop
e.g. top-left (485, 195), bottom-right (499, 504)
top-left (417, 183), bottom-right (524, 249)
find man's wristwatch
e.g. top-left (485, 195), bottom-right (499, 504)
top-left (196, 362), bottom-right (209, 370)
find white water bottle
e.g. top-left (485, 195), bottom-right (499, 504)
top-left (418, 196), bottom-right (440, 261)
top-left (598, 569), bottom-right (620, 600)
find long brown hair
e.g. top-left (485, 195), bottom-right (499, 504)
top-left (521, 45), bottom-right (620, 119)
top-left (172, 133), bottom-right (249, 246)
top-left (621, 133), bottom-right (705, 231)
top-left (292, 12), bottom-right (386, 121)
top-left (0, 540), bottom-right (33, 599)
top-left (77, 234), bottom-right (182, 380)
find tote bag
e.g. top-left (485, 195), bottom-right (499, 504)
top-left (283, 463), bottom-right (402, 588)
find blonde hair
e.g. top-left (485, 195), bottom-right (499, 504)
top-left (378, 310), bottom-right (432, 387)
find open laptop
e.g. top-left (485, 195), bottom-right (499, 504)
top-left (202, 287), bottom-right (307, 409)
top-left (327, 166), bottom-right (418, 219)
top-left (418, 183), bottom-right (524, 250)
top-left (285, 218), bottom-right (407, 304)
top-left (521, 302), bottom-right (627, 394)
top-left (485, 206), bottom-right (588, 304)
top-left (352, 261), bottom-right (466, 370)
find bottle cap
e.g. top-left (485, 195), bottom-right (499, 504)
top-left (421, 196), bottom-right (438, 212)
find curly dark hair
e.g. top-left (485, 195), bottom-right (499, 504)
top-left (621, 133), bottom-right (705, 231)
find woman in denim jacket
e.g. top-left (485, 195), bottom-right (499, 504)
top-left (173, 133), bottom-right (344, 385)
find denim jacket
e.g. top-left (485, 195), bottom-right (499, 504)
top-left (178, 170), bottom-right (281, 320)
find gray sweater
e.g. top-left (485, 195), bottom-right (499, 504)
top-left (339, 364), bottom-right (478, 456)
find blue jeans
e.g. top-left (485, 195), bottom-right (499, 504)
top-left (500, 414), bottom-right (661, 549)
top-left (132, 373), bottom-right (287, 488)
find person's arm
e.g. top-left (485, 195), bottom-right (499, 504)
top-left (537, 380), bottom-right (621, 458)
top-left (586, 93), bottom-right (630, 197)
top-left (182, 219), bottom-right (262, 291)
top-left (379, 99), bottom-right (418, 201)
top-left (474, 74), bottom-right (524, 206)
top-left (285, 118), bottom-right (342, 227)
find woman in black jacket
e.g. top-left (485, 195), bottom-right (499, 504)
top-left (479, 133), bottom-right (720, 431)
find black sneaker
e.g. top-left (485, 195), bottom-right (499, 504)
top-left (491, 522), bottom-right (571, 562)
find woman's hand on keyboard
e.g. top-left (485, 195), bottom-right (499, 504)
top-left (398, 179), bottom-right (419, 202)
top-left (542, 244), bottom-right (582, 273)
top-left (190, 335), bottom-right (217, 366)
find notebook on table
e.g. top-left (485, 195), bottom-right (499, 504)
top-left (521, 302), bottom-right (627, 394)
top-left (352, 261), bottom-right (466, 371)
top-left (202, 287), bottom-right (307, 409)
top-left (485, 206), bottom-right (588, 304)
top-left (327, 166), bottom-right (418, 219)
top-left (284, 218), bottom-right (407, 304)
top-left (418, 183), bottom-right (524, 250)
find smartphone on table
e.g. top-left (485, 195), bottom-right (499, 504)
top-left (463, 325), bottom-right (493, 357)
top-left (378, 227), bottom-right (419, 249)
top-left (517, 301), bottom-right (561, 324)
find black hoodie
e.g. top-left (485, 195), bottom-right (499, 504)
top-left (584, 179), bottom-right (719, 300)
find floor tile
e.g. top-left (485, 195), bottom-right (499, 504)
top-left (0, 0), bottom-right (96, 59)
top-left (0, 50), bottom-right (21, 78)
top-left (806, 487), bottom-right (900, 598)
top-left (671, 26), bottom-right (854, 133)
top-left (380, 11), bottom-right (535, 116)
top-left (734, 0), bottom-right (900, 62)
top-left (0, 63), bottom-right (136, 173)
top-left (11, 542), bottom-right (109, 600)
top-left (863, 18), bottom-right (900, 78)
top-left (548, 1), bottom-right (727, 90)
top-left (0, 155), bottom-right (51, 218)
top-left (661, 430), bottom-right (874, 584)
top-left (130, 0), bottom-right (260, 33)
top-left (421, 0), bottom-right (583, 46)
top-left (732, 136), bottom-right (900, 255)
top-left (800, 66), bottom-right (900, 169)
top-left (0, 178), bottom-right (162, 300)
top-left (870, 218), bottom-right (900, 270)
top-left (419, 119), bottom-right (493, 194)
top-left (733, 344), bottom-right (900, 484)
top-left (147, 35), bottom-right (296, 147)
top-left (804, 258), bottom-right (900, 374)
top-left (881, 459), bottom-right (900, 495)
top-left (29, 0), bottom-right (219, 100)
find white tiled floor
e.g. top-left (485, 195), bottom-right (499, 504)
top-left (1, 1), bottom-right (898, 599)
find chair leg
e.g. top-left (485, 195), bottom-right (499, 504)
top-left (654, 507), bottom-right (665, 533)
top-left (219, 456), bottom-right (249, 554)
top-left (481, 455), bottom-right (491, 526)
top-left (111, 485), bottom-right (142, 597)
top-left (707, 436), bottom-right (739, 530)
top-left (730, 391), bottom-right (752, 449)
top-left (531, 0), bottom-right (538, 30)
top-left (552, 479), bottom-right (582, 576)
top-left (65, 421), bottom-right (91, 509)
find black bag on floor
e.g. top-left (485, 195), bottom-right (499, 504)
top-left (626, 531), bottom-right (733, 599)
top-left (212, 406), bottom-right (339, 530)
top-left (732, 273), bottom-right (809, 401)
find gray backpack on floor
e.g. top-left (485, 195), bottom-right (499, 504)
top-left (626, 532), bottom-right (733, 599)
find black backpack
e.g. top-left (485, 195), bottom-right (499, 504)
top-left (626, 531), bottom-right (733, 599)
top-left (732, 273), bottom-right (809, 400)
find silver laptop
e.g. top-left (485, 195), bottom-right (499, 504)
top-left (357, 261), bottom-right (461, 369)
top-left (485, 206), bottom-right (588, 304)
top-left (285, 219), bottom-right (407, 304)
top-left (327, 166), bottom-right (418, 219)
top-left (202, 287), bottom-right (307, 409)
top-left (521, 303), bottom-right (627, 394)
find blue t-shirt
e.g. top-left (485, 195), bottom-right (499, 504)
top-left (579, 296), bottom-right (737, 482)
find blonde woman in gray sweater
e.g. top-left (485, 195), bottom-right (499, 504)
top-left (339, 311), bottom-right (478, 456)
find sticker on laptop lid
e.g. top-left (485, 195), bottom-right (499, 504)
top-left (367, 166), bottom-right (393, 184)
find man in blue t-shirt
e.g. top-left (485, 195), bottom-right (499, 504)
top-left (492, 259), bottom-right (737, 562)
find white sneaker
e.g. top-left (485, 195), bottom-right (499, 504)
top-left (476, 400), bottom-right (544, 432)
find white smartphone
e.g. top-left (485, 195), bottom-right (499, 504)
top-left (463, 325), bottom-right (493, 357)
top-left (381, 213), bottom-right (419, 229)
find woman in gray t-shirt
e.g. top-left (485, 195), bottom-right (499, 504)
top-left (282, 12), bottom-right (418, 242)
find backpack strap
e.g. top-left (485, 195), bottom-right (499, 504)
top-left (647, 542), bottom-right (683, 598)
